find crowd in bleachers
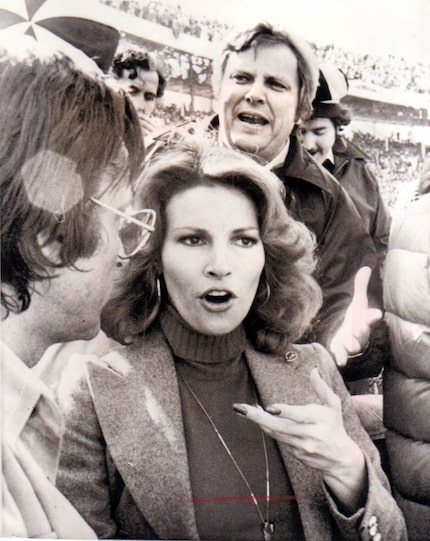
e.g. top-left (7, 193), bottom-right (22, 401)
top-left (103, 0), bottom-right (230, 42)
top-left (312, 44), bottom-right (429, 95)
top-left (351, 132), bottom-right (423, 209)
top-left (344, 96), bottom-right (428, 125)
top-left (100, 0), bottom-right (430, 95)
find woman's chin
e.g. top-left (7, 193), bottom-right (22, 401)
top-left (190, 311), bottom-right (242, 337)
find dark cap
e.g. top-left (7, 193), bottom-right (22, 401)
top-left (313, 63), bottom-right (349, 118)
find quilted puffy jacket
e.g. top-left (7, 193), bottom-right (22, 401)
top-left (383, 192), bottom-right (430, 541)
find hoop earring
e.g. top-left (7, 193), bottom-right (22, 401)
top-left (156, 277), bottom-right (161, 301)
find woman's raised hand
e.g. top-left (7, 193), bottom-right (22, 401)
top-left (234, 368), bottom-right (367, 513)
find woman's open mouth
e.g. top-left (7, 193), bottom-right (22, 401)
top-left (200, 290), bottom-right (235, 311)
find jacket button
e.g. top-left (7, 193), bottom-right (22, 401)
top-left (285, 351), bottom-right (297, 362)
top-left (368, 516), bottom-right (377, 527)
top-left (369, 525), bottom-right (378, 536)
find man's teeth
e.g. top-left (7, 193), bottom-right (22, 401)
top-left (239, 113), bottom-right (267, 125)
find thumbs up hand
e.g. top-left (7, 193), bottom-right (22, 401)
top-left (330, 266), bottom-right (382, 367)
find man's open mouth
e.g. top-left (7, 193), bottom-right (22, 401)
top-left (238, 113), bottom-right (268, 126)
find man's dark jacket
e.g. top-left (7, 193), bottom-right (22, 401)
top-left (273, 135), bottom-right (381, 346)
top-left (329, 137), bottom-right (391, 269)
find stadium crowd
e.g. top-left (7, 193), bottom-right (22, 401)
top-left (350, 133), bottom-right (423, 209)
top-left (103, 0), bottom-right (230, 41)
top-left (312, 44), bottom-right (430, 95)
top-left (101, 0), bottom-right (430, 95)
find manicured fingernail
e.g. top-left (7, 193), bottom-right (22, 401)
top-left (233, 403), bottom-right (248, 416)
top-left (266, 406), bottom-right (282, 415)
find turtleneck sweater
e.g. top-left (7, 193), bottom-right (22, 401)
top-left (160, 305), bottom-right (304, 541)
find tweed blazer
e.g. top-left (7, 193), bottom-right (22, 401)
top-left (57, 328), bottom-right (406, 540)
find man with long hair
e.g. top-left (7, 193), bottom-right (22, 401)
top-left (0, 41), bottom-right (146, 537)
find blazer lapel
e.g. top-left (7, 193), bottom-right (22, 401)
top-left (87, 329), bottom-right (199, 540)
top-left (246, 344), bottom-right (334, 540)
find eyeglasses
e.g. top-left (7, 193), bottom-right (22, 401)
top-left (90, 197), bottom-right (156, 259)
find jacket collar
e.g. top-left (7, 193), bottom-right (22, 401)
top-left (333, 136), bottom-right (369, 160)
top-left (1, 340), bottom-right (64, 449)
top-left (331, 137), bottom-right (369, 177)
top-left (87, 328), bottom-right (200, 540)
top-left (277, 134), bottom-right (340, 195)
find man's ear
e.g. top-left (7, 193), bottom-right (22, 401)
top-left (294, 108), bottom-right (303, 125)
top-left (36, 232), bottom-right (63, 265)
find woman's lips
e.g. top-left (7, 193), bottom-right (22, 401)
top-left (199, 290), bottom-right (236, 312)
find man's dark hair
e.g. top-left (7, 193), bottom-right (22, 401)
top-left (112, 48), bottom-right (166, 98)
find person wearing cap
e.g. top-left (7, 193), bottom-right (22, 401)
top-left (0, 41), bottom-right (151, 537)
top-left (112, 48), bottom-right (167, 137)
top-left (298, 64), bottom-right (391, 267)
top-left (210, 22), bottom-right (383, 374)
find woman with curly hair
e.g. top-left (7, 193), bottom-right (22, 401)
top-left (57, 137), bottom-right (405, 540)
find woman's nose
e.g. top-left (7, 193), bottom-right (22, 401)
top-left (204, 247), bottom-right (232, 278)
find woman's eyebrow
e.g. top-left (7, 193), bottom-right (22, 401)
top-left (171, 226), bottom-right (207, 233)
top-left (232, 226), bottom-right (260, 232)
top-left (170, 226), bottom-right (260, 234)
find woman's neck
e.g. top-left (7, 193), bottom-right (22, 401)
top-left (160, 304), bottom-right (246, 364)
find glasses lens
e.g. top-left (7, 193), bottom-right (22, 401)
top-left (119, 210), bottom-right (154, 257)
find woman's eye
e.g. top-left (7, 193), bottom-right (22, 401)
top-left (180, 236), bottom-right (204, 246)
top-left (233, 236), bottom-right (258, 247)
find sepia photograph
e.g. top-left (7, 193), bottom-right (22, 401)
top-left (1, 0), bottom-right (429, 539)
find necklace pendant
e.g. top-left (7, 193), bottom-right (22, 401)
top-left (263, 521), bottom-right (274, 541)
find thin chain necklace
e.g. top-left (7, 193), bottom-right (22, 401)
top-left (179, 372), bottom-right (274, 541)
